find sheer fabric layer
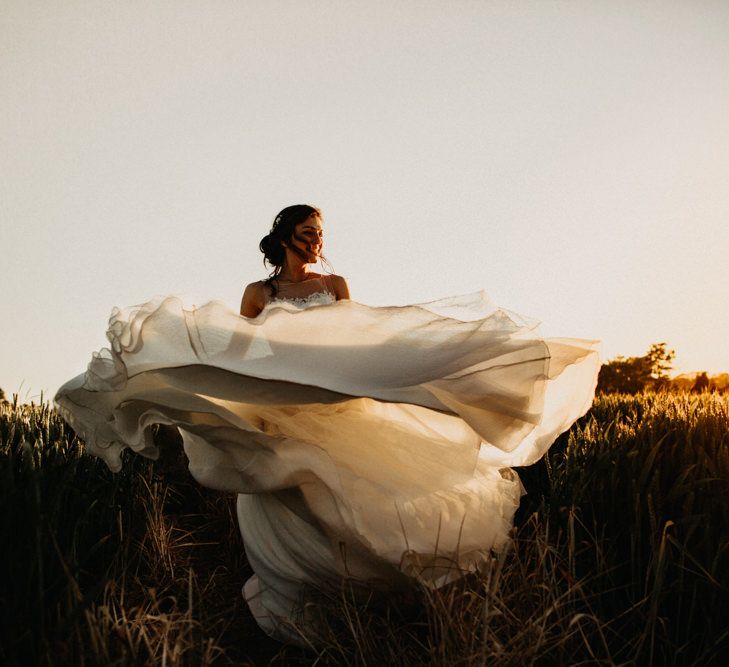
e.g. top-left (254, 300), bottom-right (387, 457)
top-left (55, 292), bottom-right (599, 642)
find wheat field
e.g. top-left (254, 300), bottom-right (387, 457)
top-left (1, 392), bottom-right (727, 665)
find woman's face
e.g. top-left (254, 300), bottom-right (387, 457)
top-left (290, 214), bottom-right (323, 263)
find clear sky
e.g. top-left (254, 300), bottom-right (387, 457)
top-left (2, 1), bottom-right (728, 400)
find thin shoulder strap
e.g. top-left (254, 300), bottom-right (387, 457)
top-left (322, 273), bottom-right (335, 296)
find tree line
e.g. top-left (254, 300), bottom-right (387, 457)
top-left (596, 342), bottom-right (727, 394)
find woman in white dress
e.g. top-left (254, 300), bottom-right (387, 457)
top-left (240, 204), bottom-right (350, 317)
top-left (55, 204), bottom-right (600, 645)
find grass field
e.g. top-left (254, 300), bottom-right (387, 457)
top-left (1, 392), bottom-right (727, 665)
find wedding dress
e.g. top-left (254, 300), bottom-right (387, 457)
top-left (55, 283), bottom-right (600, 643)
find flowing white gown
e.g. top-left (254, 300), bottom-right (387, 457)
top-left (55, 287), bottom-right (600, 643)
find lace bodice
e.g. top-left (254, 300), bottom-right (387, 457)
top-left (263, 275), bottom-right (336, 310)
top-left (266, 291), bottom-right (336, 310)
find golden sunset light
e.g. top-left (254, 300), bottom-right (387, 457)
top-left (2, 5), bottom-right (729, 664)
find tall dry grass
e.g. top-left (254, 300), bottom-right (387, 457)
top-left (1, 392), bottom-right (727, 665)
top-left (307, 392), bottom-right (729, 665)
top-left (0, 398), bottom-right (296, 665)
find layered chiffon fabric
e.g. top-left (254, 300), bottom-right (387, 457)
top-left (55, 291), bottom-right (600, 642)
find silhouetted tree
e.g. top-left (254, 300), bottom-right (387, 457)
top-left (645, 342), bottom-right (675, 381)
top-left (692, 372), bottom-right (710, 393)
top-left (597, 356), bottom-right (646, 393)
top-left (597, 342), bottom-right (676, 394)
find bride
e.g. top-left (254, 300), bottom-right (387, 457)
top-left (240, 204), bottom-right (349, 317)
top-left (55, 204), bottom-right (600, 645)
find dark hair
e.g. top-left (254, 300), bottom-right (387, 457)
top-left (259, 204), bottom-right (325, 297)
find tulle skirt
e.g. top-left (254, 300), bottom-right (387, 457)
top-left (55, 292), bottom-right (600, 642)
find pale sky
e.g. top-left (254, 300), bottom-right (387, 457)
top-left (1, 1), bottom-right (728, 400)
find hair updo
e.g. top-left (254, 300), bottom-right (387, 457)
top-left (260, 204), bottom-right (323, 297)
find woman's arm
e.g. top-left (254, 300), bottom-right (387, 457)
top-left (240, 282), bottom-right (266, 318)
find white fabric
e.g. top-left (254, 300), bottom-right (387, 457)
top-left (268, 290), bottom-right (335, 310)
top-left (55, 291), bottom-right (600, 643)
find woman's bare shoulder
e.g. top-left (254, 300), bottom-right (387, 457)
top-left (244, 279), bottom-right (267, 293)
top-left (240, 280), bottom-right (268, 317)
top-left (326, 274), bottom-right (350, 299)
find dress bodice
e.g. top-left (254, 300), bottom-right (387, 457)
top-left (263, 275), bottom-right (336, 309)
top-left (267, 291), bottom-right (336, 309)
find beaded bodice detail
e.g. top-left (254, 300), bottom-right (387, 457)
top-left (267, 291), bottom-right (336, 310)
top-left (264, 276), bottom-right (336, 310)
